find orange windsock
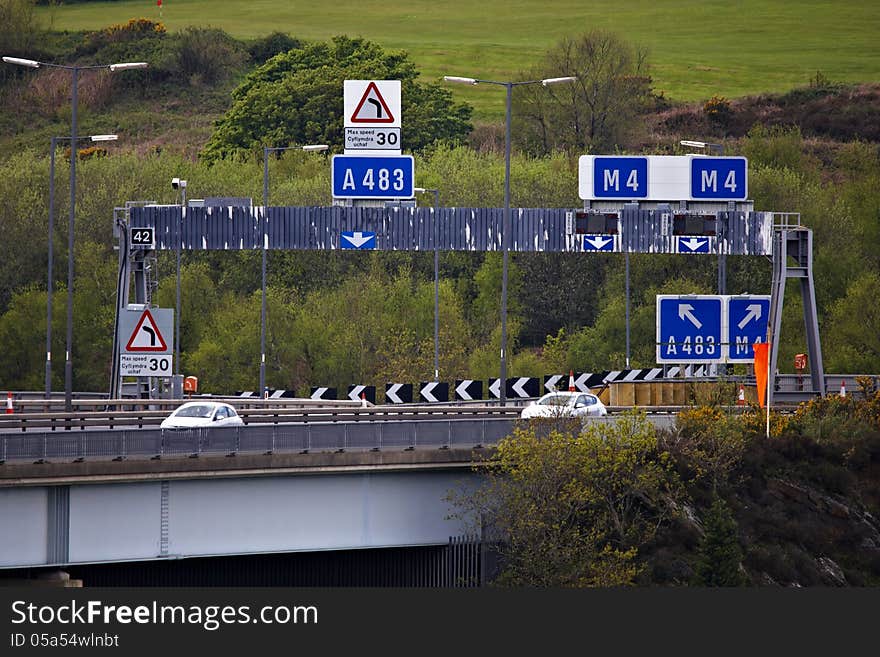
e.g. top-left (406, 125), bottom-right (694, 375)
top-left (753, 343), bottom-right (770, 409)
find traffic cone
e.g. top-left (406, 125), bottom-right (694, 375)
top-left (840, 380), bottom-right (846, 398)
top-left (361, 392), bottom-right (368, 407)
top-left (5, 391), bottom-right (13, 414)
top-left (737, 384), bottom-right (746, 406)
top-left (568, 370), bottom-right (575, 392)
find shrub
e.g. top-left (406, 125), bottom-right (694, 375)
top-left (703, 95), bottom-right (732, 127)
top-left (248, 32), bottom-right (301, 65)
top-left (174, 27), bottom-right (248, 86)
top-left (693, 497), bottom-right (747, 586)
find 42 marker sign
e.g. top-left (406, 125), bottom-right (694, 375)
top-left (130, 226), bottom-right (155, 249)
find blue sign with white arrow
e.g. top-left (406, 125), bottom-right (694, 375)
top-left (583, 235), bottom-right (615, 252)
top-left (332, 154), bottom-right (414, 199)
top-left (340, 231), bottom-right (376, 249)
top-left (656, 295), bottom-right (723, 363)
top-left (726, 295), bottom-right (770, 362)
top-left (690, 157), bottom-right (748, 200)
top-left (677, 236), bottom-right (711, 254)
top-left (592, 156), bottom-right (647, 199)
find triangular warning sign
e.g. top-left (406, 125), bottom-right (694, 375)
top-left (350, 81), bottom-right (395, 123)
top-left (126, 309), bottom-right (168, 352)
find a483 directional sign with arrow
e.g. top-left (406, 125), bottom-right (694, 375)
top-left (656, 294), bottom-right (770, 364)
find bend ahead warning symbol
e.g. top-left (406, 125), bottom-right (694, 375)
top-left (350, 82), bottom-right (395, 123)
top-left (126, 309), bottom-right (168, 352)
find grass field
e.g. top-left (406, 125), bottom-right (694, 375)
top-left (38, 0), bottom-right (880, 121)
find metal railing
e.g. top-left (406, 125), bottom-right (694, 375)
top-left (0, 418), bottom-right (517, 464)
top-left (0, 402), bottom-right (521, 432)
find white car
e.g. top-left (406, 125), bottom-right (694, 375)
top-left (520, 391), bottom-right (608, 419)
top-left (160, 401), bottom-right (244, 429)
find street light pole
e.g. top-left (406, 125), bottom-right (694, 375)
top-left (46, 134), bottom-right (117, 399)
top-left (444, 75), bottom-right (575, 403)
top-left (4, 57), bottom-right (146, 410)
top-left (414, 187), bottom-right (441, 380)
top-left (260, 144), bottom-right (328, 397)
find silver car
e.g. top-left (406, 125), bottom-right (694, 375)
top-left (160, 401), bottom-right (244, 429)
top-left (520, 391), bottom-right (607, 419)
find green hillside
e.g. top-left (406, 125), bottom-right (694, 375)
top-left (37, 0), bottom-right (880, 120)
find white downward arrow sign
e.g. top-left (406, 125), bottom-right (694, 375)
top-left (737, 304), bottom-right (763, 329)
top-left (678, 303), bottom-right (703, 329)
top-left (681, 238), bottom-right (706, 251)
top-left (343, 232), bottom-right (373, 248)
top-left (421, 382), bottom-right (438, 402)
top-left (512, 378), bottom-right (529, 397)
top-left (585, 236), bottom-right (613, 250)
top-left (456, 380), bottom-right (473, 400)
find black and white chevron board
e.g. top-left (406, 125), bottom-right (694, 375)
top-left (347, 385), bottom-right (376, 404)
top-left (384, 383), bottom-right (413, 404)
top-left (256, 367), bottom-right (708, 402)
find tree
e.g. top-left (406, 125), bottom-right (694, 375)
top-left (823, 271), bottom-right (880, 373)
top-left (512, 30), bottom-right (653, 155)
top-left (201, 36), bottom-right (472, 161)
top-left (694, 497), bottom-right (747, 586)
top-left (450, 411), bottom-right (682, 586)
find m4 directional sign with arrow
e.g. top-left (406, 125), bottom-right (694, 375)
top-left (656, 295), bottom-right (723, 363)
top-left (727, 295), bottom-right (770, 362)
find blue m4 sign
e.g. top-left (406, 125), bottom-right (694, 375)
top-left (690, 157), bottom-right (748, 200)
top-left (591, 157), bottom-right (648, 199)
top-left (727, 296), bottom-right (770, 361)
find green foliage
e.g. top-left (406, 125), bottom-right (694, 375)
top-left (693, 497), bottom-right (747, 586)
top-left (741, 124), bottom-right (809, 173)
top-left (452, 411), bottom-right (682, 586)
top-left (703, 95), bottom-right (732, 128)
top-left (173, 26), bottom-right (248, 86)
top-left (246, 31), bottom-right (301, 65)
top-left (823, 272), bottom-right (880, 373)
top-left (668, 407), bottom-right (752, 491)
top-left (201, 36), bottom-right (472, 161)
top-left (0, 0), bottom-right (42, 75)
top-left (512, 30), bottom-right (653, 154)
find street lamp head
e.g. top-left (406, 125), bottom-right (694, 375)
top-left (541, 76), bottom-right (577, 86)
top-left (109, 62), bottom-right (148, 72)
top-left (89, 134), bottom-right (117, 142)
top-left (443, 76), bottom-right (477, 85)
top-left (680, 139), bottom-right (723, 155)
top-left (3, 56), bottom-right (40, 68)
top-left (302, 144), bottom-right (329, 152)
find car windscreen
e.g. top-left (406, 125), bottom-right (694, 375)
top-left (174, 405), bottom-right (214, 418)
top-left (538, 395), bottom-right (570, 406)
